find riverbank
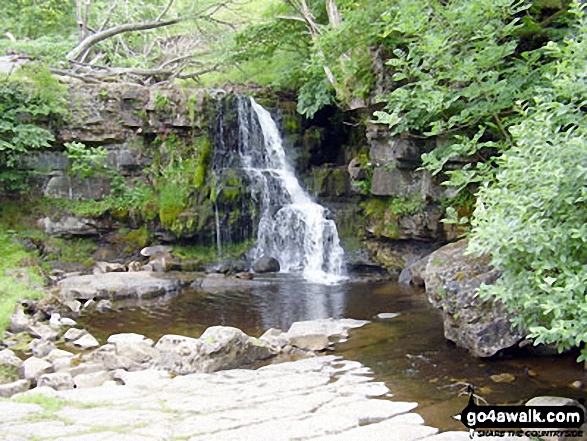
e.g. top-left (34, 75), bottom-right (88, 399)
top-left (1, 355), bottom-right (501, 441)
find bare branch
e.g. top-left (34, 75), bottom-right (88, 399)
top-left (156, 0), bottom-right (175, 21)
top-left (67, 17), bottom-right (182, 61)
top-left (98, 1), bottom-right (119, 32)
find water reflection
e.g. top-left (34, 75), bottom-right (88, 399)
top-left (78, 279), bottom-right (587, 432)
top-left (251, 278), bottom-right (347, 330)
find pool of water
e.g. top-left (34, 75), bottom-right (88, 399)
top-left (78, 277), bottom-right (587, 431)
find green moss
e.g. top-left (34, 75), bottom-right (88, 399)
top-left (0, 231), bottom-right (45, 330)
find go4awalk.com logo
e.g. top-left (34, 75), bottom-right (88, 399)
top-left (460, 386), bottom-right (585, 438)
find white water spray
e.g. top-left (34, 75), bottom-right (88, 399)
top-left (239, 97), bottom-right (346, 285)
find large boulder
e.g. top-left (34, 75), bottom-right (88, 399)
top-left (57, 272), bottom-right (185, 301)
top-left (253, 255), bottom-right (281, 273)
top-left (424, 239), bottom-right (524, 357)
top-left (155, 326), bottom-right (276, 375)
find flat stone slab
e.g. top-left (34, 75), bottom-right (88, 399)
top-left (57, 272), bottom-right (188, 300)
top-left (1, 356), bottom-right (506, 440)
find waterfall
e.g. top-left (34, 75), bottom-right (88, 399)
top-left (238, 97), bottom-right (346, 285)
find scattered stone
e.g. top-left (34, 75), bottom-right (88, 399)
top-left (253, 255), bottom-right (281, 273)
top-left (235, 272), bottom-right (254, 280)
top-left (9, 308), bottom-right (31, 334)
top-left (107, 333), bottom-right (153, 345)
top-left (286, 318), bottom-right (369, 343)
top-left (376, 312), bottom-right (401, 320)
top-left (45, 349), bottom-right (76, 363)
top-left (73, 371), bottom-right (111, 389)
top-left (0, 379), bottom-right (30, 397)
top-left (51, 357), bottom-right (73, 372)
top-left (27, 323), bottom-right (59, 341)
top-left (96, 299), bottom-right (113, 312)
top-left (155, 326), bottom-right (275, 375)
top-left (490, 373), bottom-right (516, 383)
top-left (49, 313), bottom-right (62, 328)
top-left (128, 261), bottom-right (143, 272)
top-left (60, 317), bottom-right (77, 327)
top-left (259, 328), bottom-right (289, 350)
top-left (288, 333), bottom-right (329, 351)
top-left (571, 381), bottom-right (583, 389)
top-left (22, 357), bottom-right (52, 383)
top-left (37, 372), bottom-right (74, 391)
top-left (29, 339), bottom-right (57, 358)
top-left (92, 345), bottom-right (137, 371)
top-left (93, 261), bottom-right (126, 274)
top-left (69, 362), bottom-right (107, 378)
top-left (63, 328), bottom-right (87, 341)
top-left (72, 333), bottom-right (100, 350)
top-left (0, 349), bottom-right (24, 377)
top-left (111, 339), bottom-right (160, 367)
top-left (140, 245), bottom-right (173, 257)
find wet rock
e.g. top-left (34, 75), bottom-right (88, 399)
top-left (253, 255), bottom-right (280, 273)
top-left (235, 272), bottom-right (253, 280)
top-left (285, 318), bottom-right (369, 350)
top-left (58, 272), bottom-right (183, 301)
top-left (37, 372), bottom-right (74, 391)
top-left (288, 333), bottom-right (330, 351)
top-left (490, 373), bottom-right (516, 383)
top-left (425, 239), bottom-right (524, 357)
top-left (23, 357), bottom-right (52, 383)
top-left (0, 379), bottom-right (30, 397)
top-left (72, 333), bottom-right (100, 350)
top-left (376, 312), bottom-right (401, 320)
top-left (398, 254), bottom-right (430, 287)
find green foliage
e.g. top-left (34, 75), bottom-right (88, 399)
top-left (372, 0), bottom-right (559, 194)
top-left (0, 63), bottom-right (68, 193)
top-left (64, 142), bottom-right (108, 179)
top-left (468, 1), bottom-right (587, 360)
top-left (0, 36), bottom-right (76, 66)
top-left (0, 0), bottom-right (76, 40)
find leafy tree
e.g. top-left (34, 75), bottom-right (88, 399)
top-left (0, 0), bottom-right (76, 40)
top-left (0, 63), bottom-right (68, 192)
top-left (468, 0), bottom-right (587, 360)
top-left (371, 0), bottom-right (565, 195)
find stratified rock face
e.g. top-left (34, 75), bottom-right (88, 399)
top-left (424, 239), bottom-right (524, 357)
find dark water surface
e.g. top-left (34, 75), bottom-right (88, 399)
top-left (79, 278), bottom-right (587, 431)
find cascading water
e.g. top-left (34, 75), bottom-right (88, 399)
top-left (238, 97), bottom-right (346, 285)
